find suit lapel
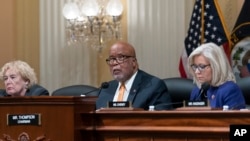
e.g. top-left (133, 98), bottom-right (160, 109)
top-left (127, 70), bottom-right (143, 102)
top-left (103, 81), bottom-right (118, 101)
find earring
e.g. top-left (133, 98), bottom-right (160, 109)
top-left (25, 84), bottom-right (28, 89)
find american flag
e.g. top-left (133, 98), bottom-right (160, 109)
top-left (179, 0), bottom-right (231, 78)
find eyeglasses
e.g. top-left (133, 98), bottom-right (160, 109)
top-left (191, 64), bottom-right (210, 72)
top-left (106, 55), bottom-right (134, 65)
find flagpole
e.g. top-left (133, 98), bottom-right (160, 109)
top-left (214, 0), bottom-right (232, 50)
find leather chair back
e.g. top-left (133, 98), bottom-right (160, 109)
top-left (0, 89), bottom-right (5, 97)
top-left (163, 77), bottom-right (196, 108)
top-left (236, 77), bottom-right (250, 106)
top-left (51, 85), bottom-right (99, 96)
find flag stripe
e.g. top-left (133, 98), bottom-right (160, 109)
top-left (179, 53), bottom-right (187, 78)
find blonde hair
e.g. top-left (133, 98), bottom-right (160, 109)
top-left (187, 42), bottom-right (235, 87)
top-left (0, 60), bottom-right (37, 88)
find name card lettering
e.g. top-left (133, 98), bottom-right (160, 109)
top-left (108, 101), bottom-right (131, 108)
top-left (185, 100), bottom-right (208, 107)
top-left (7, 114), bottom-right (41, 126)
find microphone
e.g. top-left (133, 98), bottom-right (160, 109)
top-left (80, 82), bottom-right (109, 97)
top-left (97, 82), bottom-right (109, 97)
top-left (100, 82), bottom-right (109, 89)
top-left (196, 82), bottom-right (210, 100)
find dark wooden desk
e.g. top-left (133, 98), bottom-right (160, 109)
top-left (1, 97), bottom-right (250, 141)
top-left (0, 96), bottom-right (96, 141)
top-left (94, 108), bottom-right (250, 141)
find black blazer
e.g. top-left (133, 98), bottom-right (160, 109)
top-left (0, 84), bottom-right (49, 97)
top-left (96, 70), bottom-right (173, 110)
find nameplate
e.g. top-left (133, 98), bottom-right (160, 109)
top-left (7, 114), bottom-right (41, 126)
top-left (185, 100), bottom-right (208, 107)
top-left (108, 101), bottom-right (131, 108)
top-left (97, 107), bottom-right (144, 111)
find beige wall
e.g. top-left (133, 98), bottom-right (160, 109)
top-left (0, 0), bottom-right (16, 88)
top-left (0, 1), bottom-right (16, 70)
top-left (97, 0), bottom-right (128, 84)
top-left (0, 0), bottom-right (39, 88)
top-left (16, 0), bottom-right (40, 79)
top-left (0, 0), bottom-right (244, 89)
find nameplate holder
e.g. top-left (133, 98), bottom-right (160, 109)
top-left (185, 100), bottom-right (208, 107)
top-left (7, 114), bottom-right (41, 126)
top-left (108, 101), bottom-right (131, 108)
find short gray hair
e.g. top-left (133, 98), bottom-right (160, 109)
top-left (0, 60), bottom-right (37, 88)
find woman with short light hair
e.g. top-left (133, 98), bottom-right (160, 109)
top-left (0, 60), bottom-right (49, 96)
top-left (187, 42), bottom-right (245, 109)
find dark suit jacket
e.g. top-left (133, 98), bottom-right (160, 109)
top-left (96, 70), bottom-right (173, 110)
top-left (0, 84), bottom-right (49, 97)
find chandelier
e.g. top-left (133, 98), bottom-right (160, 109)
top-left (62, 0), bottom-right (123, 52)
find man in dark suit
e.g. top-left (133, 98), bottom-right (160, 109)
top-left (96, 41), bottom-right (172, 110)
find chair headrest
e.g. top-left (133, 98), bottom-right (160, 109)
top-left (52, 85), bottom-right (99, 96)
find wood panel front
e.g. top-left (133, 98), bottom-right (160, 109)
top-left (0, 96), bottom-right (97, 141)
top-left (94, 109), bottom-right (250, 141)
top-left (1, 97), bottom-right (250, 141)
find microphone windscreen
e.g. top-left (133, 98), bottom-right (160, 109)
top-left (101, 82), bottom-right (109, 89)
top-left (201, 82), bottom-right (210, 91)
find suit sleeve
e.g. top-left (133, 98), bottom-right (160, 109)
top-left (148, 79), bottom-right (173, 110)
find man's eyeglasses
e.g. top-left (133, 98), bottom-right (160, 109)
top-left (191, 64), bottom-right (210, 72)
top-left (106, 55), bottom-right (134, 65)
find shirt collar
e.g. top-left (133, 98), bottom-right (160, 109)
top-left (118, 71), bottom-right (138, 91)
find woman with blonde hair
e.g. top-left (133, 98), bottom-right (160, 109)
top-left (0, 60), bottom-right (49, 96)
top-left (188, 42), bottom-right (245, 109)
